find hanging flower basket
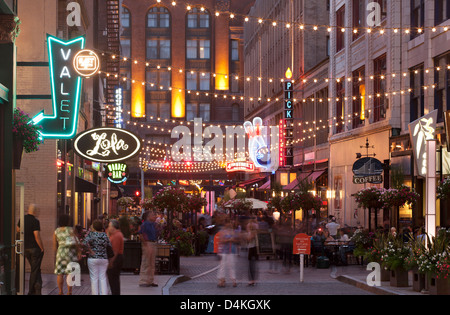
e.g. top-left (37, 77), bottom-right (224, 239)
top-left (352, 187), bottom-right (385, 209)
top-left (152, 187), bottom-right (188, 213)
top-left (281, 191), bottom-right (322, 212)
top-left (12, 108), bottom-right (43, 169)
top-left (381, 185), bottom-right (420, 208)
top-left (186, 194), bottom-right (208, 213)
top-left (437, 177), bottom-right (450, 200)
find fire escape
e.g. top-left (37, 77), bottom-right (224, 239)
top-left (105, 0), bottom-right (120, 127)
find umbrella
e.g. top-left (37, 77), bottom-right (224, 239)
top-left (224, 198), bottom-right (268, 210)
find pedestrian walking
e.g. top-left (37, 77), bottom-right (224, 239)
top-left (107, 219), bottom-right (124, 295)
top-left (217, 220), bottom-right (238, 287)
top-left (138, 211), bottom-right (159, 287)
top-left (83, 220), bottom-right (112, 295)
top-left (17, 204), bottom-right (44, 295)
top-left (53, 214), bottom-right (81, 295)
top-left (246, 218), bottom-right (259, 286)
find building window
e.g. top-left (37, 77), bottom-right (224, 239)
top-left (336, 6), bottom-right (345, 52)
top-left (352, 66), bottom-right (365, 129)
top-left (186, 103), bottom-right (210, 121)
top-left (411, 0), bottom-right (424, 39)
top-left (336, 78), bottom-right (345, 134)
top-left (434, 53), bottom-right (450, 122)
top-left (187, 8), bottom-right (210, 28)
top-left (146, 103), bottom-right (171, 120)
top-left (121, 7), bottom-right (130, 28)
top-left (352, 0), bottom-right (364, 40)
top-left (435, 0), bottom-right (450, 25)
top-left (410, 65), bottom-right (424, 122)
top-left (147, 6), bottom-right (170, 28)
top-left (186, 39), bottom-right (210, 59)
top-left (121, 39), bottom-right (131, 59)
top-left (146, 39), bottom-right (171, 60)
top-left (146, 70), bottom-right (171, 91)
top-left (373, 54), bottom-right (387, 122)
top-left (231, 40), bottom-right (239, 61)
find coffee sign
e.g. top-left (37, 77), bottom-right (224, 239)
top-left (74, 127), bottom-right (141, 163)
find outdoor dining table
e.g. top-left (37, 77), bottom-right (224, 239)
top-left (323, 241), bottom-right (352, 265)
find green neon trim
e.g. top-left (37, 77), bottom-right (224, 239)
top-left (33, 35), bottom-right (85, 139)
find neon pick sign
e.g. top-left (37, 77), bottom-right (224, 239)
top-left (32, 35), bottom-right (99, 139)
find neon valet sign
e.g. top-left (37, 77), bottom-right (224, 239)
top-left (408, 110), bottom-right (438, 177)
top-left (32, 35), bottom-right (100, 139)
top-left (170, 117), bottom-right (279, 172)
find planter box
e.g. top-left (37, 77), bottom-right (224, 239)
top-left (412, 268), bottom-right (426, 292)
top-left (428, 273), bottom-right (450, 295)
top-left (381, 268), bottom-right (390, 282)
top-left (390, 269), bottom-right (409, 287)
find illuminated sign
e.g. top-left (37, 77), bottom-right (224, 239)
top-left (74, 127), bottom-right (142, 163)
top-left (352, 157), bottom-right (383, 184)
top-left (73, 49), bottom-right (100, 77)
top-left (226, 161), bottom-right (255, 173)
top-left (284, 68), bottom-right (294, 166)
top-left (170, 117), bottom-right (279, 172)
top-left (279, 119), bottom-right (285, 167)
top-left (408, 110), bottom-right (438, 177)
top-left (115, 87), bottom-right (123, 128)
top-left (32, 35), bottom-right (85, 139)
top-left (106, 163), bottom-right (128, 184)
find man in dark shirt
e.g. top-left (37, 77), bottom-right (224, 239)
top-left (138, 211), bottom-right (158, 287)
top-left (17, 204), bottom-right (44, 295)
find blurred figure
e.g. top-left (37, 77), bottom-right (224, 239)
top-left (107, 219), bottom-right (124, 295)
top-left (246, 218), bottom-right (259, 286)
top-left (17, 204), bottom-right (44, 295)
top-left (217, 220), bottom-right (238, 287)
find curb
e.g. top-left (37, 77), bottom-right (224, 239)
top-left (337, 275), bottom-right (399, 295)
top-left (162, 275), bottom-right (191, 295)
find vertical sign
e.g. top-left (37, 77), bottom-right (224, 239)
top-left (408, 110), bottom-right (438, 177)
top-left (32, 35), bottom-right (85, 139)
top-left (279, 119), bottom-right (285, 167)
top-left (115, 87), bottom-right (123, 128)
top-left (284, 68), bottom-right (294, 166)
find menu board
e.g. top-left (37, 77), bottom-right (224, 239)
top-left (256, 232), bottom-right (275, 255)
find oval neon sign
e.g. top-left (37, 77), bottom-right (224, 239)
top-left (74, 127), bottom-right (142, 163)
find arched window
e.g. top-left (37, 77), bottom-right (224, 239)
top-left (187, 7), bottom-right (210, 28)
top-left (146, 6), bottom-right (172, 121)
top-left (120, 6), bottom-right (132, 115)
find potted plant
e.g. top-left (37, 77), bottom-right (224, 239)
top-left (117, 196), bottom-right (134, 210)
top-left (418, 229), bottom-right (450, 295)
top-left (405, 236), bottom-right (427, 292)
top-left (12, 108), bottom-right (43, 169)
top-left (381, 235), bottom-right (411, 287)
top-left (364, 232), bottom-right (390, 281)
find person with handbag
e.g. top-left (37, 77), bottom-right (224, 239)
top-left (53, 214), bottom-right (81, 295)
top-left (83, 219), bottom-right (113, 295)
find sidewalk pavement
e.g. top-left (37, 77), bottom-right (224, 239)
top-left (24, 254), bottom-right (424, 295)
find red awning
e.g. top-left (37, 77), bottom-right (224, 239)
top-left (238, 177), bottom-right (267, 188)
top-left (308, 169), bottom-right (326, 182)
top-left (283, 172), bottom-right (312, 190)
top-left (258, 180), bottom-right (271, 190)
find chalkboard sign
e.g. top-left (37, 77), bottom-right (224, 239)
top-left (256, 231), bottom-right (275, 255)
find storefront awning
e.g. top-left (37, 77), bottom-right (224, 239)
top-left (237, 177), bottom-right (267, 188)
top-left (309, 169), bottom-right (327, 182)
top-left (283, 172), bottom-right (312, 190)
top-left (75, 177), bottom-right (97, 193)
top-left (258, 180), bottom-right (271, 190)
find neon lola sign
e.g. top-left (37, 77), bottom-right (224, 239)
top-left (74, 127), bottom-right (142, 163)
top-left (170, 117), bottom-right (279, 172)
